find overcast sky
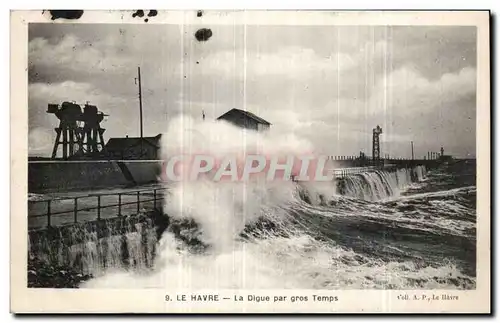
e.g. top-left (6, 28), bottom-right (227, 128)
top-left (28, 23), bottom-right (476, 158)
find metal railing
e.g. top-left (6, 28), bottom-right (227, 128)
top-left (28, 187), bottom-right (167, 229)
top-left (331, 167), bottom-right (378, 178)
top-left (327, 156), bottom-right (426, 161)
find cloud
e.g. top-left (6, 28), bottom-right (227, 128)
top-left (29, 34), bottom-right (132, 75)
top-left (28, 127), bottom-right (54, 156)
top-left (359, 66), bottom-right (476, 157)
top-left (201, 47), bottom-right (356, 79)
top-left (250, 65), bottom-right (477, 156)
top-left (368, 66), bottom-right (476, 118)
top-left (29, 81), bottom-right (128, 113)
top-left (27, 24), bottom-right (477, 158)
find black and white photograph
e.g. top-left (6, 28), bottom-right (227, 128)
top-left (11, 10), bottom-right (490, 313)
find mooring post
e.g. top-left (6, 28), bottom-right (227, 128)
top-left (97, 196), bottom-right (101, 220)
top-left (118, 193), bottom-right (122, 216)
top-left (47, 200), bottom-right (51, 228)
top-left (74, 197), bottom-right (78, 223)
top-left (137, 191), bottom-right (140, 214)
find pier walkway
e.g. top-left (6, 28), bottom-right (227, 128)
top-left (28, 186), bottom-right (167, 229)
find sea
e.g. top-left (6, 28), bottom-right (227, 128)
top-left (81, 159), bottom-right (476, 290)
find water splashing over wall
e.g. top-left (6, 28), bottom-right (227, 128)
top-left (337, 166), bottom-right (427, 201)
top-left (28, 214), bottom-right (162, 278)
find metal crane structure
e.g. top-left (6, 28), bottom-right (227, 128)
top-left (372, 125), bottom-right (383, 162)
top-left (47, 101), bottom-right (108, 159)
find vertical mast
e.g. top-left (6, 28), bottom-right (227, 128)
top-left (138, 66), bottom-right (144, 139)
top-left (137, 66), bottom-right (144, 158)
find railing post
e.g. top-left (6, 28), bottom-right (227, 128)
top-left (153, 189), bottom-right (157, 210)
top-left (74, 197), bottom-right (78, 223)
top-left (118, 193), bottom-right (122, 216)
top-left (97, 195), bottom-right (101, 220)
top-left (137, 191), bottom-right (140, 214)
top-left (47, 200), bottom-right (51, 228)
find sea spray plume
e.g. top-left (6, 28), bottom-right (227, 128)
top-left (158, 115), bottom-right (335, 182)
top-left (159, 114), bottom-right (319, 250)
top-left (160, 115), bottom-right (315, 166)
top-left (162, 179), bottom-right (300, 251)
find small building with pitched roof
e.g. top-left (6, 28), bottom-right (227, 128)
top-left (216, 108), bottom-right (271, 132)
top-left (104, 134), bottom-right (162, 159)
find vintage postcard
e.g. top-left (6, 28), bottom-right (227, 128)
top-left (10, 10), bottom-right (490, 313)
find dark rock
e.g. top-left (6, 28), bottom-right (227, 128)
top-left (28, 257), bottom-right (93, 288)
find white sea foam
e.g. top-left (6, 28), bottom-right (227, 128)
top-left (83, 231), bottom-right (473, 289)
